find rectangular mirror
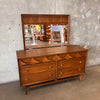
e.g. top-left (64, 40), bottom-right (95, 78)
top-left (24, 24), bottom-right (68, 46)
top-left (51, 24), bottom-right (68, 43)
top-left (21, 14), bottom-right (70, 50)
top-left (24, 25), bottom-right (45, 46)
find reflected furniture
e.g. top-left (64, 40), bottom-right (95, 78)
top-left (17, 14), bottom-right (88, 94)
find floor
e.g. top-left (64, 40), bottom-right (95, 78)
top-left (0, 65), bottom-right (100, 100)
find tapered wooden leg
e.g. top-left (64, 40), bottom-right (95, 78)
top-left (79, 75), bottom-right (82, 81)
top-left (25, 86), bottom-right (29, 95)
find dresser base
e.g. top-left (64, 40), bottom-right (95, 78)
top-left (25, 75), bottom-right (82, 95)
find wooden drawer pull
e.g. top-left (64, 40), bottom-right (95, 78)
top-left (80, 61), bottom-right (82, 63)
top-left (60, 72), bottom-right (63, 74)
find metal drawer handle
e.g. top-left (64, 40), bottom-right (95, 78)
top-left (49, 66), bottom-right (52, 68)
top-left (80, 61), bottom-right (82, 63)
top-left (49, 74), bottom-right (52, 77)
top-left (60, 72), bottom-right (63, 74)
top-left (61, 64), bottom-right (63, 67)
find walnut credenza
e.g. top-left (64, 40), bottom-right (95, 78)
top-left (16, 45), bottom-right (88, 94)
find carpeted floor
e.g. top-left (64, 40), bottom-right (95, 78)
top-left (0, 65), bottom-right (100, 100)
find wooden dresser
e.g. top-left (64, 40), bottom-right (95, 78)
top-left (17, 45), bottom-right (88, 94)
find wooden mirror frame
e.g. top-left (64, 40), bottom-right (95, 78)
top-left (21, 14), bottom-right (70, 50)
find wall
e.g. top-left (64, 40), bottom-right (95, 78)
top-left (56, 0), bottom-right (100, 66)
top-left (0, 0), bottom-right (100, 84)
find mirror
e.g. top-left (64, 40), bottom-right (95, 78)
top-left (24, 24), bottom-right (68, 46)
top-left (51, 25), bottom-right (68, 43)
top-left (24, 25), bottom-right (45, 46)
top-left (21, 14), bottom-right (70, 50)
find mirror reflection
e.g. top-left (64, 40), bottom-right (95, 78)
top-left (24, 24), bottom-right (68, 46)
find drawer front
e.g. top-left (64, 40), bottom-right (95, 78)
top-left (57, 52), bottom-right (87, 60)
top-left (57, 66), bottom-right (85, 79)
top-left (19, 55), bottom-right (56, 66)
top-left (58, 58), bottom-right (85, 69)
top-left (20, 62), bottom-right (56, 74)
top-left (21, 69), bottom-right (56, 86)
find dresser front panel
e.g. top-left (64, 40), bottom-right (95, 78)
top-left (57, 66), bottom-right (85, 79)
top-left (21, 69), bottom-right (56, 86)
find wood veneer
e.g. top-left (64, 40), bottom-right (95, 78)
top-left (17, 45), bottom-right (88, 94)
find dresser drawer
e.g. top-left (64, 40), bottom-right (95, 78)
top-left (20, 62), bottom-right (56, 74)
top-left (19, 55), bottom-right (56, 66)
top-left (57, 66), bottom-right (85, 79)
top-left (21, 69), bottom-right (56, 86)
top-left (58, 58), bottom-right (85, 69)
top-left (57, 52), bottom-right (87, 60)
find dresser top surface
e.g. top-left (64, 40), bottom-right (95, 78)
top-left (16, 45), bottom-right (88, 59)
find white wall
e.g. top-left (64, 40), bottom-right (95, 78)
top-left (0, 0), bottom-right (100, 84)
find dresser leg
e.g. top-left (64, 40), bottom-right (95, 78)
top-left (79, 75), bottom-right (82, 81)
top-left (25, 86), bottom-right (29, 95)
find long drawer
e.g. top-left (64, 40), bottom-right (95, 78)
top-left (19, 55), bottom-right (56, 66)
top-left (21, 69), bottom-right (56, 86)
top-left (57, 66), bottom-right (85, 79)
top-left (57, 58), bottom-right (85, 69)
top-left (20, 62), bottom-right (56, 74)
top-left (57, 52), bottom-right (87, 60)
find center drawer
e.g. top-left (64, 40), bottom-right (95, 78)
top-left (20, 62), bottom-right (56, 74)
